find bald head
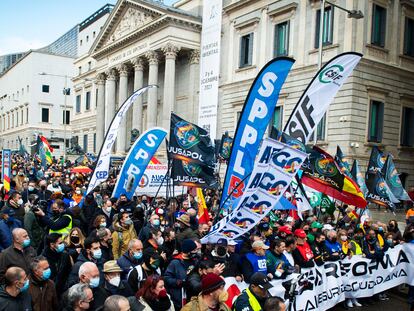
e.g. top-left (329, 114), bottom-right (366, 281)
top-left (12, 228), bottom-right (29, 246)
top-left (5, 266), bottom-right (26, 287)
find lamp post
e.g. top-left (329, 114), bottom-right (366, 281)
top-left (314, 0), bottom-right (364, 145)
top-left (38, 72), bottom-right (72, 162)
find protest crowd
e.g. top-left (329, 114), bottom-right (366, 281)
top-left (0, 153), bottom-right (412, 311)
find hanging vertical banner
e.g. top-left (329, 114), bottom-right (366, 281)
top-left (112, 127), bottom-right (167, 199)
top-left (1, 149), bottom-right (11, 192)
top-left (198, 0), bottom-right (223, 139)
top-left (220, 57), bottom-right (295, 211)
top-left (284, 52), bottom-right (362, 143)
top-left (87, 85), bottom-right (155, 195)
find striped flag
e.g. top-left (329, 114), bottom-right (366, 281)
top-left (196, 188), bottom-right (210, 224)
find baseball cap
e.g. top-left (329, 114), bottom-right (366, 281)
top-left (294, 229), bottom-right (307, 239)
top-left (258, 222), bottom-right (270, 231)
top-left (227, 240), bottom-right (238, 246)
top-left (216, 238), bottom-right (228, 247)
top-left (278, 226), bottom-right (292, 235)
top-left (311, 222), bottom-right (323, 229)
top-left (252, 241), bottom-right (269, 250)
top-left (250, 272), bottom-right (273, 290)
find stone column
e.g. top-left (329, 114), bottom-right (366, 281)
top-left (188, 49), bottom-right (200, 122)
top-left (131, 57), bottom-right (144, 134)
top-left (145, 50), bottom-right (159, 129)
top-left (95, 73), bottom-right (106, 150)
top-left (104, 69), bottom-right (117, 132)
top-left (116, 64), bottom-right (129, 153)
top-left (162, 43), bottom-right (180, 131)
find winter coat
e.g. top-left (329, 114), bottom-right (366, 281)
top-left (0, 285), bottom-right (32, 311)
top-left (0, 245), bottom-right (36, 281)
top-left (67, 250), bottom-right (103, 288)
top-left (128, 296), bottom-right (175, 311)
top-left (28, 274), bottom-right (58, 311)
top-left (0, 220), bottom-right (12, 251)
top-left (176, 227), bottom-right (198, 250)
top-left (117, 251), bottom-right (141, 280)
top-left (182, 294), bottom-right (230, 311)
top-left (41, 247), bottom-right (73, 295)
top-left (24, 210), bottom-right (44, 250)
top-left (112, 220), bottom-right (137, 259)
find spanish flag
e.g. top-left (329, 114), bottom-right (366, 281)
top-left (196, 188), bottom-right (210, 224)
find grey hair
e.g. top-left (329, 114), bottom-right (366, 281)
top-left (96, 227), bottom-right (108, 240)
top-left (103, 295), bottom-right (129, 311)
top-left (30, 255), bottom-right (48, 272)
top-left (78, 261), bottom-right (97, 278)
top-left (68, 283), bottom-right (90, 308)
top-left (128, 239), bottom-right (140, 249)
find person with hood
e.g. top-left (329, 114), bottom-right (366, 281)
top-left (182, 273), bottom-right (230, 311)
top-left (41, 233), bottom-right (72, 295)
top-left (35, 198), bottom-right (73, 236)
top-left (67, 237), bottom-right (104, 288)
top-left (112, 211), bottom-right (137, 259)
top-left (117, 239), bottom-right (144, 280)
top-left (127, 249), bottom-right (162, 293)
top-left (164, 239), bottom-right (199, 310)
top-left (28, 255), bottom-right (58, 311)
top-left (175, 214), bottom-right (198, 249)
top-left (0, 266), bottom-right (32, 311)
top-left (0, 228), bottom-right (36, 280)
top-left (233, 272), bottom-right (273, 311)
top-left (129, 274), bottom-right (175, 311)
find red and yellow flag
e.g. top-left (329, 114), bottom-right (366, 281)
top-left (196, 188), bottom-right (210, 224)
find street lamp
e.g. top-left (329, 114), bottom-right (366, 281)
top-left (314, 0), bottom-right (364, 145)
top-left (38, 72), bottom-right (73, 162)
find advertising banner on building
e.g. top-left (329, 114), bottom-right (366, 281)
top-left (284, 52), bottom-right (362, 144)
top-left (198, 0), bottom-right (223, 139)
top-left (112, 127), bottom-right (167, 199)
top-left (1, 149), bottom-right (11, 192)
top-left (87, 85), bottom-right (155, 195)
top-left (220, 57), bottom-right (295, 211)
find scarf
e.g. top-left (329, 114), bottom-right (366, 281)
top-left (145, 295), bottom-right (171, 311)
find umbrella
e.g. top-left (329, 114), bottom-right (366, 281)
top-left (71, 166), bottom-right (92, 174)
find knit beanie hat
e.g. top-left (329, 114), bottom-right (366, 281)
top-left (201, 273), bottom-right (225, 294)
top-left (181, 239), bottom-right (197, 254)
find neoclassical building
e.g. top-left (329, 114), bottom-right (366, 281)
top-left (72, 0), bottom-right (202, 155)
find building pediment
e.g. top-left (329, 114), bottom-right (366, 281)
top-left (91, 0), bottom-right (201, 59)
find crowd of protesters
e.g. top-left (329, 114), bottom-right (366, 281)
top-left (0, 153), bottom-right (413, 311)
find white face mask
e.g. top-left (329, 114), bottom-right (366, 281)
top-left (108, 276), bottom-right (121, 287)
top-left (340, 236), bottom-right (347, 242)
top-left (17, 199), bottom-right (23, 205)
top-left (75, 190), bottom-right (81, 194)
top-left (105, 206), bottom-right (112, 213)
top-left (156, 236), bottom-right (164, 246)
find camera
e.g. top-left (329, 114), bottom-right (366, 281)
top-left (31, 196), bottom-right (48, 213)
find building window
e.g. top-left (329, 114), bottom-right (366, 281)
top-left (26, 108), bottom-right (28, 124)
top-left (400, 107), bottom-right (414, 147)
top-left (78, 66), bottom-right (82, 75)
top-left (85, 91), bottom-right (91, 111)
top-left (93, 31), bottom-right (96, 38)
top-left (63, 110), bottom-right (70, 125)
top-left (21, 110), bottom-right (23, 125)
top-left (83, 134), bottom-right (88, 152)
top-left (271, 106), bottom-right (283, 131)
top-left (93, 133), bottom-right (96, 153)
top-left (404, 17), bottom-right (414, 57)
top-left (41, 108), bottom-right (49, 123)
top-left (88, 61), bottom-right (92, 71)
top-left (42, 85), bottom-right (49, 93)
top-left (368, 100), bottom-right (384, 143)
top-left (239, 33), bottom-right (253, 68)
top-left (80, 40), bottom-right (83, 46)
top-left (274, 21), bottom-right (289, 57)
top-left (371, 4), bottom-right (386, 47)
top-left (315, 5), bottom-right (334, 48)
top-left (76, 95), bottom-right (81, 113)
top-left (86, 35), bottom-right (89, 42)
top-left (95, 89), bottom-right (98, 107)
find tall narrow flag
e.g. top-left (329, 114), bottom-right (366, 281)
top-left (335, 146), bottom-right (352, 177)
top-left (87, 85), bottom-right (155, 195)
top-left (350, 159), bottom-right (368, 197)
top-left (2, 149), bottom-right (11, 193)
top-left (382, 155), bottom-right (411, 201)
top-left (196, 188), bottom-right (210, 224)
top-left (284, 52), bottom-right (362, 143)
top-left (220, 57), bottom-right (295, 211)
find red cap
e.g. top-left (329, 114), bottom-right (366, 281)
top-left (294, 229), bottom-right (307, 239)
top-left (278, 226), bottom-right (292, 235)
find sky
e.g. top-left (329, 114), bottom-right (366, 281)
top-left (0, 0), bottom-right (178, 55)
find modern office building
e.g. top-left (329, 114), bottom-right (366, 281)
top-left (0, 53), bottom-right (26, 74)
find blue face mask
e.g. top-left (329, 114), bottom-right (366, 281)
top-left (42, 268), bottom-right (51, 280)
top-left (20, 279), bottom-right (30, 292)
top-left (89, 277), bottom-right (100, 288)
top-left (92, 249), bottom-right (102, 260)
top-left (56, 243), bottom-right (65, 253)
top-left (133, 251), bottom-right (143, 260)
top-left (153, 219), bottom-right (160, 227)
top-left (22, 239), bottom-right (31, 248)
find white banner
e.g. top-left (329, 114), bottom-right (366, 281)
top-left (284, 52), bottom-right (362, 144)
top-left (202, 138), bottom-right (307, 242)
top-left (135, 163), bottom-right (186, 197)
top-left (198, 0), bottom-right (222, 139)
top-left (87, 86), bottom-right (155, 195)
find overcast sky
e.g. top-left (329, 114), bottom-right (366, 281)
top-left (0, 0), bottom-right (178, 55)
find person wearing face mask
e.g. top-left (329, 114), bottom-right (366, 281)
top-left (93, 261), bottom-right (134, 305)
top-left (112, 211), bottom-right (138, 260)
top-left (127, 249), bottom-right (162, 293)
top-left (94, 200), bottom-right (115, 227)
top-left (3, 192), bottom-right (25, 224)
top-left (185, 260), bottom-right (220, 300)
top-left (64, 228), bottom-right (86, 263)
top-left (12, 168), bottom-right (26, 192)
top-left (67, 237), bottom-right (104, 289)
top-left (164, 239), bottom-right (199, 310)
top-left (138, 213), bottom-right (161, 243)
top-left (310, 232), bottom-right (329, 266)
top-left (144, 228), bottom-right (168, 268)
top-left (362, 229), bottom-right (385, 261)
top-left (233, 272), bottom-right (274, 311)
top-left (28, 256), bottom-right (58, 311)
top-left (62, 283), bottom-right (93, 311)
top-left (117, 239), bottom-right (144, 280)
top-left (175, 214), bottom-right (198, 250)
top-left (0, 266), bottom-right (32, 310)
top-left (207, 238), bottom-right (243, 280)
top-left (95, 228), bottom-right (114, 262)
top-left (72, 187), bottom-right (83, 204)
top-left (89, 215), bottom-right (108, 238)
top-left (35, 199), bottom-right (73, 236)
top-left (37, 180), bottom-right (52, 203)
top-left (324, 230), bottom-right (342, 261)
top-left (182, 273), bottom-right (230, 311)
top-left (22, 181), bottom-right (38, 204)
top-left (41, 233), bottom-right (72, 296)
top-left (47, 178), bottom-right (62, 194)
top-left (241, 240), bottom-right (271, 282)
top-left (387, 220), bottom-right (403, 244)
top-left (0, 228), bottom-right (36, 281)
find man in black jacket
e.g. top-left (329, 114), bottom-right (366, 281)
top-left (0, 266), bottom-right (31, 310)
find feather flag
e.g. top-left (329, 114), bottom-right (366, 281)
top-left (350, 160), bottom-right (368, 197)
top-left (335, 146), bottom-right (352, 177)
top-left (196, 188), bottom-right (210, 224)
top-left (382, 155), bottom-right (411, 201)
